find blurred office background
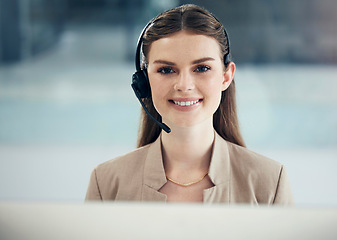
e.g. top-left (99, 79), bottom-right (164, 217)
top-left (0, 0), bottom-right (336, 205)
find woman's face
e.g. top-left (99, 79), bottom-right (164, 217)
top-left (147, 30), bottom-right (234, 128)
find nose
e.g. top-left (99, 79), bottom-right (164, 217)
top-left (174, 71), bottom-right (195, 92)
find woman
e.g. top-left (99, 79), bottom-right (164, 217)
top-left (86, 4), bottom-right (294, 204)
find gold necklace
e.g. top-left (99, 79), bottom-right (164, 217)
top-left (166, 172), bottom-right (209, 187)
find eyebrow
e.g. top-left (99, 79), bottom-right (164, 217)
top-left (192, 57), bottom-right (215, 65)
top-left (152, 57), bottom-right (216, 66)
top-left (153, 60), bottom-right (176, 66)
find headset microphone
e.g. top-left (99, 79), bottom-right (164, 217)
top-left (131, 82), bottom-right (171, 133)
top-left (131, 21), bottom-right (171, 134)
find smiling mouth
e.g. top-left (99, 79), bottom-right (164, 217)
top-left (171, 99), bottom-right (201, 106)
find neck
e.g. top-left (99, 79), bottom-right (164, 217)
top-left (160, 122), bottom-right (215, 174)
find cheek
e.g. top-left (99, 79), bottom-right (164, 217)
top-left (210, 89), bottom-right (223, 109)
top-left (150, 78), bottom-right (164, 99)
top-left (149, 77), bottom-right (169, 113)
top-left (203, 79), bottom-right (224, 109)
top-left (204, 78), bottom-right (224, 97)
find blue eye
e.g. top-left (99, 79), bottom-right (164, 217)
top-left (158, 67), bottom-right (174, 74)
top-left (195, 65), bottom-right (211, 72)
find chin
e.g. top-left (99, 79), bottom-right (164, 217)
top-left (164, 116), bottom-right (213, 130)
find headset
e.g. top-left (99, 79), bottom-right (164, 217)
top-left (131, 14), bottom-right (231, 134)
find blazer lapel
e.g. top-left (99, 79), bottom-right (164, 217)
top-left (142, 135), bottom-right (167, 202)
top-left (140, 132), bottom-right (231, 203)
top-left (203, 132), bottom-right (231, 203)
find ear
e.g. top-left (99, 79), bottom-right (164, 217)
top-left (222, 62), bottom-right (235, 91)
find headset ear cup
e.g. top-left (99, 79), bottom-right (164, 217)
top-left (131, 69), bottom-right (151, 98)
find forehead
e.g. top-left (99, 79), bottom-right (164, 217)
top-left (147, 31), bottom-right (222, 63)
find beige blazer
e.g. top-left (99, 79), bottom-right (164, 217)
top-left (86, 132), bottom-right (294, 204)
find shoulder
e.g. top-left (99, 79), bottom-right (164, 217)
top-left (225, 141), bottom-right (292, 204)
top-left (226, 140), bottom-right (282, 174)
top-left (95, 144), bottom-right (151, 179)
top-left (88, 143), bottom-right (153, 200)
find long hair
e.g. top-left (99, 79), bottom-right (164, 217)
top-left (137, 4), bottom-right (245, 148)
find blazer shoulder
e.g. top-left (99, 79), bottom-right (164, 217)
top-left (95, 144), bottom-right (151, 177)
top-left (225, 141), bottom-right (293, 204)
top-left (226, 141), bottom-right (282, 173)
top-left (87, 144), bottom-right (152, 200)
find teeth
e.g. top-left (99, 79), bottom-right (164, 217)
top-left (173, 100), bottom-right (199, 106)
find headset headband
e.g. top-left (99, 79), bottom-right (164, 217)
top-left (135, 21), bottom-right (153, 72)
top-left (135, 14), bottom-right (231, 71)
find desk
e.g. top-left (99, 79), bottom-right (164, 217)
top-left (0, 202), bottom-right (336, 240)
